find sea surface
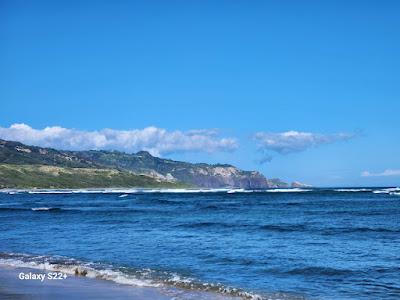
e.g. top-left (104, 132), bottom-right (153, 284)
top-left (0, 188), bottom-right (399, 300)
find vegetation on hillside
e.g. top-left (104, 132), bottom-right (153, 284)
top-left (0, 164), bottom-right (188, 189)
top-left (0, 139), bottom-right (288, 188)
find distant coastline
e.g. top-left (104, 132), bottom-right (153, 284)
top-left (1, 187), bottom-right (398, 195)
top-left (0, 139), bottom-right (290, 189)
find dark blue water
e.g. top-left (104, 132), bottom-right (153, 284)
top-left (0, 188), bottom-right (399, 299)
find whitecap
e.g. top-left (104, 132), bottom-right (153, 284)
top-left (0, 253), bottom-right (157, 288)
top-left (28, 190), bottom-right (73, 194)
top-left (334, 188), bottom-right (372, 192)
top-left (373, 187), bottom-right (400, 194)
top-left (227, 189), bottom-right (245, 194)
top-left (31, 207), bottom-right (54, 211)
top-left (266, 188), bottom-right (312, 193)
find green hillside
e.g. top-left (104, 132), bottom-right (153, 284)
top-left (0, 139), bottom-right (288, 189)
top-left (0, 164), bottom-right (187, 189)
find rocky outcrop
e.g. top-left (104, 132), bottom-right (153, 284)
top-left (267, 178), bottom-right (289, 188)
top-left (291, 181), bottom-right (312, 188)
top-left (172, 167), bottom-right (271, 189)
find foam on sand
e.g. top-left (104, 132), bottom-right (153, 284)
top-left (0, 266), bottom-right (172, 300)
top-left (0, 253), bottom-right (263, 300)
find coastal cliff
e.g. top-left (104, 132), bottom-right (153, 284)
top-left (0, 139), bottom-right (288, 189)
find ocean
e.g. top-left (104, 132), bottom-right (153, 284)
top-left (0, 188), bottom-right (399, 300)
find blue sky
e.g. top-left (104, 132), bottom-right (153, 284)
top-left (1, 0), bottom-right (399, 186)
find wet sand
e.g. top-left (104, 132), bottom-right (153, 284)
top-left (0, 265), bottom-right (242, 300)
top-left (0, 265), bottom-right (171, 300)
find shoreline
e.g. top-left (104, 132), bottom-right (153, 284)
top-left (0, 265), bottom-right (171, 300)
top-left (0, 265), bottom-right (242, 300)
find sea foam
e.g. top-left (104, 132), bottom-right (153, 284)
top-left (334, 188), bottom-right (372, 192)
top-left (0, 252), bottom-right (265, 300)
top-left (266, 188), bottom-right (312, 193)
top-left (373, 187), bottom-right (400, 194)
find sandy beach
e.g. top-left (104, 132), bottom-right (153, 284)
top-left (0, 265), bottom-right (173, 300)
top-left (0, 265), bottom-right (242, 300)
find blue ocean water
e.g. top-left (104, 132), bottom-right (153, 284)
top-left (0, 188), bottom-right (399, 299)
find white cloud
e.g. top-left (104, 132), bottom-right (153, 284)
top-left (254, 130), bottom-right (355, 162)
top-left (361, 169), bottom-right (400, 177)
top-left (0, 123), bottom-right (238, 156)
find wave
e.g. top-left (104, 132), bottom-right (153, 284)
top-left (3, 187), bottom-right (400, 196)
top-left (266, 188), bottom-right (312, 193)
top-left (175, 222), bottom-right (399, 234)
top-left (334, 188), bottom-right (372, 192)
top-left (285, 266), bottom-right (354, 276)
top-left (321, 226), bottom-right (400, 234)
top-left (1, 188), bottom-right (315, 195)
top-left (0, 207), bottom-right (29, 212)
top-left (259, 224), bottom-right (399, 234)
top-left (0, 252), bottom-right (265, 300)
top-left (351, 227), bottom-right (399, 233)
top-left (4, 188), bottom-right (239, 195)
top-left (7, 187), bottom-right (399, 195)
top-left (137, 188), bottom-right (227, 194)
top-left (176, 222), bottom-right (255, 231)
top-left (0, 207), bottom-right (66, 213)
top-left (31, 207), bottom-right (61, 211)
top-left (0, 206), bottom-right (170, 214)
top-left (227, 189), bottom-right (256, 194)
top-left (373, 187), bottom-right (400, 194)
top-left (227, 188), bottom-right (245, 193)
top-left (285, 202), bottom-right (302, 206)
top-left (0, 252), bottom-right (155, 287)
top-left (199, 204), bottom-right (223, 210)
top-left (28, 190), bottom-right (75, 194)
top-left (259, 224), bottom-right (307, 232)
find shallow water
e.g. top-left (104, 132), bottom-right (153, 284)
top-left (0, 188), bottom-right (399, 299)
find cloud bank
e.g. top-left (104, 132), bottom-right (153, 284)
top-left (254, 130), bottom-right (355, 162)
top-left (0, 123), bottom-right (238, 156)
top-left (361, 169), bottom-right (400, 177)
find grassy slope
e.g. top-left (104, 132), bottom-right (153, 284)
top-left (0, 164), bottom-right (188, 189)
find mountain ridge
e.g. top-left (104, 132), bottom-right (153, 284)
top-left (0, 139), bottom-right (288, 189)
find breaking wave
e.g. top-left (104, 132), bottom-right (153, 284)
top-left (266, 188), bottom-right (312, 193)
top-left (0, 252), bottom-right (266, 300)
top-left (18, 188), bottom-right (235, 194)
top-left (333, 188), bottom-right (372, 192)
top-left (31, 207), bottom-right (61, 211)
top-left (373, 187), bottom-right (400, 194)
top-left (4, 187), bottom-right (400, 195)
top-left (0, 207), bottom-right (68, 213)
